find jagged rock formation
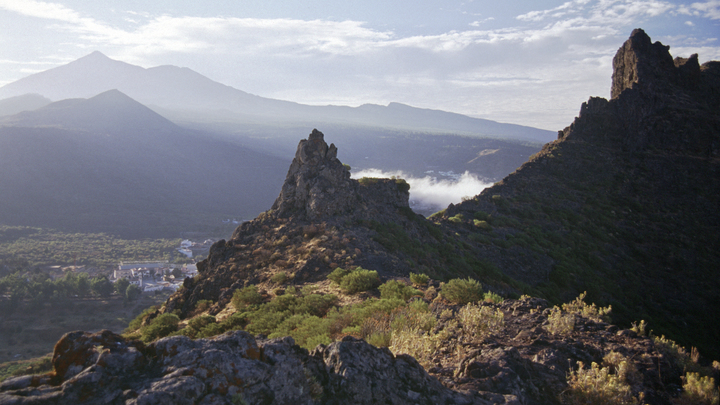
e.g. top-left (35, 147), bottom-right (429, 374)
top-left (271, 128), bottom-right (410, 220)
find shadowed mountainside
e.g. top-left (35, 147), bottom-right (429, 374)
top-left (0, 90), bottom-right (287, 238)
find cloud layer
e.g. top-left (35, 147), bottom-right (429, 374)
top-left (351, 169), bottom-right (493, 214)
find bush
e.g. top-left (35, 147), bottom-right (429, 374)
top-left (545, 306), bottom-right (575, 335)
top-left (140, 313), bottom-right (179, 343)
top-left (340, 269), bottom-right (380, 294)
top-left (483, 291), bottom-right (504, 303)
top-left (448, 214), bottom-right (464, 223)
top-left (125, 284), bottom-right (142, 301)
top-left (270, 272), bottom-right (289, 284)
top-left (231, 285), bottom-right (264, 309)
top-left (327, 267), bottom-right (351, 285)
top-left (458, 303), bottom-right (504, 338)
top-left (409, 272), bottom-right (429, 286)
top-left (441, 278), bottom-right (484, 305)
top-left (125, 306), bottom-right (159, 333)
top-left (562, 360), bottom-right (643, 405)
top-left (676, 372), bottom-right (719, 405)
top-left (378, 280), bottom-right (421, 301)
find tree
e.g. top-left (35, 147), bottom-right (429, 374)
top-left (115, 278), bottom-right (130, 296)
top-left (126, 284), bottom-right (142, 301)
top-left (76, 272), bottom-right (90, 298)
top-left (171, 268), bottom-right (183, 279)
top-left (91, 276), bottom-right (114, 298)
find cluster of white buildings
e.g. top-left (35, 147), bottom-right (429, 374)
top-left (177, 239), bottom-right (216, 258)
top-left (112, 261), bottom-right (198, 292)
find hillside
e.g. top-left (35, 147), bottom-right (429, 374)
top-left (438, 29), bottom-right (720, 358)
top-left (1, 30), bottom-right (718, 405)
top-left (0, 90), bottom-right (288, 238)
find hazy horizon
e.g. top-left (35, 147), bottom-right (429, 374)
top-left (1, 1), bottom-right (719, 131)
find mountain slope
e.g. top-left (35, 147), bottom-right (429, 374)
top-left (437, 29), bottom-right (720, 358)
top-left (0, 52), bottom-right (555, 143)
top-left (0, 93), bottom-right (50, 117)
top-left (163, 30), bottom-right (719, 360)
top-left (0, 90), bottom-right (288, 238)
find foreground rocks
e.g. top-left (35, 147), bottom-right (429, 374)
top-left (0, 295), bottom-right (698, 405)
top-left (0, 329), bottom-right (483, 405)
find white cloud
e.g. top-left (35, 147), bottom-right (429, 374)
top-left (691, 0), bottom-right (720, 19)
top-left (351, 169), bottom-right (492, 212)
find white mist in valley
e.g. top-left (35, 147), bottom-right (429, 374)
top-left (351, 169), bottom-right (493, 215)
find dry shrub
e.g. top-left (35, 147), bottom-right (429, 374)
top-left (562, 360), bottom-right (643, 405)
top-left (457, 303), bottom-right (504, 339)
top-left (674, 372), bottom-right (719, 405)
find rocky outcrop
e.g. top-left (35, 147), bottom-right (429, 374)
top-left (0, 329), bottom-right (485, 405)
top-left (562, 28), bottom-right (720, 155)
top-left (271, 129), bottom-right (409, 220)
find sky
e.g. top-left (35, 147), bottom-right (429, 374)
top-left (0, 0), bottom-right (718, 130)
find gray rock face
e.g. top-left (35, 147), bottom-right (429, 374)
top-left (271, 129), bottom-right (355, 220)
top-left (0, 330), bottom-right (485, 405)
top-left (270, 129), bottom-right (410, 220)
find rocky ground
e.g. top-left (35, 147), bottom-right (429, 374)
top-left (1, 293), bottom-right (713, 404)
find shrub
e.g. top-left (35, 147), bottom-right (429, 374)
top-left (675, 373), bottom-right (719, 405)
top-left (188, 314), bottom-right (216, 331)
top-left (140, 313), bottom-right (179, 343)
top-left (231, 285), bottom-right (264, 309)
top-left (193, 299), bottom-right (213, 314)
top-left (441, 278), bottom-right (484, 305)
top-left (545, 306), bottom-right (575, 335)
top-left (630, 320), bottom-right (648, 336)
top-left (562, 360), bottom-right (643, 405)
top-left (448, 214), bottom-right (464, 223)
top-left (270, 272), bottom-right (289, 284)
top-left (378, 280), bottom-right (421, 301)
top-left (561, 292), bottom-right (611, 323)
top-left (327, 267), bottom-right (351, 285)
top-left (483, 291), bottom-right (504, 303)
top-left (125, 306), bottom-right (159, 333)
top-left (339, 269), bottom-right (380, 294)
top-left (457, 303), bottom-right (504, 338)
top-left (409, 272), bottom-right (429, 286)
top-left (473, 219), bottom-right (492, 230)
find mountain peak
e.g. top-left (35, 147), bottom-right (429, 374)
top-left (270, 129), bottom-right (409, 220)
top-left (611, 28), bottom-right (676, 99)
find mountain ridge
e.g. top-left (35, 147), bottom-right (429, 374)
top-left (0, 52), bottom-right (555, 143)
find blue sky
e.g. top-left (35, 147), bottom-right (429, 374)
top-left (0, 0), bottom-right (718, 130)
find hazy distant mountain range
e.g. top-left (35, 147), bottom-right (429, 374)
top-left (0, 52), bottom-right (552, 238)
top-left (0, 89), bottom-right (288, 238)
top-left (0, 51), bottom-right (555, 143)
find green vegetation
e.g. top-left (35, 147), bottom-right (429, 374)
top-left (408, 272), bottom-right (429, 286)
top-left (676, 373), bottom-right (719, 405)
top-left (327, 266), bottom-right (380, 294)
top-left (139, 313), bottom-right (180, 343)
top-left (378, 280), bottom-right (421, 301)
top-left (0, 225), bottom-right (187, 268)
top-left (0, 356), bottom-right (52, 383)
top-left (545, 292), bottom-right (611, 335)
top-left (440, 278), bottom-right (484, 305)
top-left (231, 285), bottom-right (264, 309)
top-left (562, 353), bottom-right (644, 405)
